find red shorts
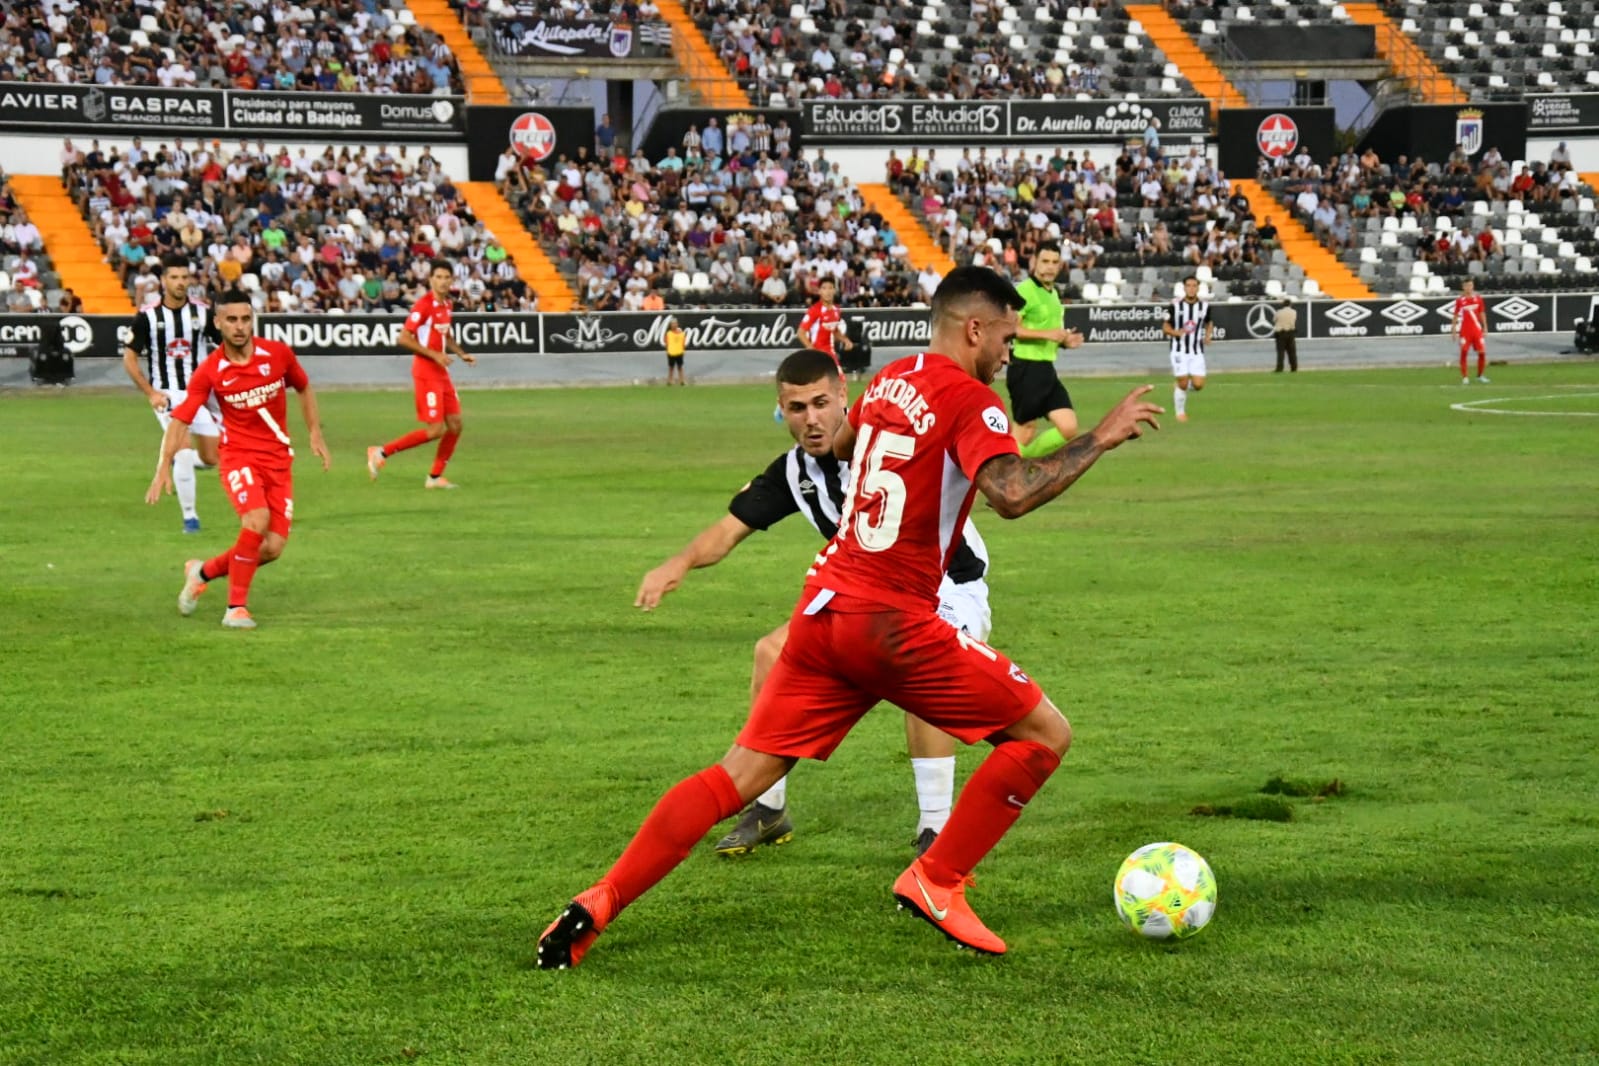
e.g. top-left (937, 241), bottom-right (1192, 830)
top-left (737, 591), bottom-right (1045, 760)
top-left (220, 461), bottom-right (293, 538)
top-left (414, 370), bottom-right (460, 423)
top-left (1459, 332), bottom-right (1486, 354)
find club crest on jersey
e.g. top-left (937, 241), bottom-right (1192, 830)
top-left (1009, 663), bottom-right (1030, 684)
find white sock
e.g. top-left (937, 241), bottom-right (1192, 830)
top-left (173, 448), bottom-right (200, 520)
top-left (911, 756), bottom-right (956, 834)
top-left (757, 775), bottom-right (787, 811)
top-left (1173, 384), bottom-right (1188, 417)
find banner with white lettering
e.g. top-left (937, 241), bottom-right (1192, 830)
top-left (541, 307), bottom-right (931, 356)
top-left (802, 98), bottom-right (1212, 144)
top-left (1526, 94), bottom-right (1599, 133)
top-left (489, 18), bottom-right (671, 58)
top-left (0, 83), bottom-right (225, 132)
top-left (0, 82), bottom-right (464, 140)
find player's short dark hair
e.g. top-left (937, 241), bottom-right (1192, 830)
top-left (1034, 241), bottom-right (1062, 257)
top-left (1182, 274), bottom-right (1199, 285)
top-left (159, 252), bottom-right (191, 275)
top-left (212, 288), bottom-right (253, 310)
top-left (818, 275), bottom-right (837, 286)
top-left (428, 257), bottom-right (453, 275)
top-left (930, 265), bottom-right (1026, 322)
top-left (776, 347), bottom-right (841, 387)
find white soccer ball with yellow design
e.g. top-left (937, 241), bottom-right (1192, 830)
top-left (1113, 842), bottom-right (1217, 940)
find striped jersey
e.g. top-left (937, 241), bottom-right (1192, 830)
top-left (127, 300), bottom-right (212, 392)
top-left (1167, 297), bottom-right (1210, 359)
top-left (728, 444), bottom-right (987, 584)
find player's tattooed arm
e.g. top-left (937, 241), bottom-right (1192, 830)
top-left (975, 436), bottom-right (1105, 518)
top-left (976, 385), bottom-right (1164, 519)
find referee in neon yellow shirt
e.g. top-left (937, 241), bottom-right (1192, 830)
top-left (1008, 242), bottom-right (1084, 457)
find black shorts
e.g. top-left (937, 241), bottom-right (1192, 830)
top-left (1006, 358), bottom-right (1073, 425)
top-left (667, 354), bottom-right (684, 367)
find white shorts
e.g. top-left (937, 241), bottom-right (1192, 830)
top-left (1170, 349), bottom-right (1207, 379)
top-left (154, 388), bottom-right (221, 438)
top-left (936, 576), bottom-right (993, 643)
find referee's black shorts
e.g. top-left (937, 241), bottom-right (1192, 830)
top-left (1006, 358), bottom-right (1073, 425)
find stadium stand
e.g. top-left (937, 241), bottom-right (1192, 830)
top-left (1125, 3), bottom-right (1245, 112)
top-left (895, 143), bottom-right (1315, 302)
top-left (406, 0), bottom-right (512, 101)
top-left (1260, 146), bottom-right (1599, 295)
top-left (8, 169), bottom-right (134, 315)
top-left (0, 0), bottom-right (466, 96)
top-left (500, 142), bottom-right (925, 309)
top-left (1370, 0), bottom-right (1595, 100)
top-left (59, 139), bottom-right (542, 313)
top-left (688, 0), bottom-right (1200, 105)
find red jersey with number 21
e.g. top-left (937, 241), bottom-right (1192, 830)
top-left (1453, 293), bottom-right (1486, 337)
top-left (173, 338), bottom-right (309, 469)
top-left (806, 352), bottom-right (1018, 613)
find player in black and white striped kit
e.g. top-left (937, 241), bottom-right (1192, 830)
top-left (1162, 275), bottom-right (1212, 423)
top-left (633, 349), bottom-right (992, 858)
top-left (122, 253), bottom-right (219, 533)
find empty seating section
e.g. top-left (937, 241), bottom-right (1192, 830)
top-left (0, 0), bottom-right (462, 95)
top-left (893, 144), bottom-right (1306, 303)
top-left (499, 143), bottom-right (925, 310)
top-left (688, 0), bottom-right (1199, 105)
top-left (1380, 0), bottom-right (1599, 98)
top-left (61, 140), bottom-right (538, 313)
top-left (1263, 147), bottom-right (1599, 295)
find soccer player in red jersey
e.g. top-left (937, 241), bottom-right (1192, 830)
top-left (367, 258), bottom-right (476, 489)
top-left (538, 267), bottom-right (1164, 968)
top-left (794, 276), bottom-right (854, 365)
top-left (145, 289), bottom-right (330, 629)
top-left (1452, 278), bottom-right (1491, 385)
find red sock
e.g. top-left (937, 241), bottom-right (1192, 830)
top-left (1459, 346), bottom-right (1469, 378)
top-left (429, 432), bottom-right (459, 478)
top-left (1477, 351), bottom-right (1487, 377)
top-left (587, 766), bottom-right (744, 926)
top-left (201, 551), bottom-right (231, 582)
top-left (226, 529), bottom-right (264, 608)
top-left (383, 429), bottom-right (433, 456)
top-left (921, 739), bottom-right (1061, 885)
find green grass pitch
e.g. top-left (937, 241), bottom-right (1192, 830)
top-left (2, 364), bottom-right (1597, 1065)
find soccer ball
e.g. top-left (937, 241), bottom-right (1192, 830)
top-left (1113, 842), bottom-right (1217, 941)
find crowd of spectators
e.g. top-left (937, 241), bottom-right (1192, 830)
top-left (691, 0), bottom-right (1122, 104)
top-left (463, 0), bottom-right (664, 30)
top-left (896, 140), bottom-right (1265, 283)
top-left (498, 132), bottom-right (925, 311)
top-left (1267, 142), bottom-right (1585, 267)
top-left (1, 0), bottom-right (461, 95)
top-left (61, 136), bottom-right (536, 314)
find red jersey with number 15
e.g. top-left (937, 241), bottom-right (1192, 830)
top-left (173, 338), bottom-right (309, 469)
top-left (1453, 293), bottom-right (1486, 336)
top-left (405, 291), bottom-right (454, 374)
top-left (806, 352), bottom-right (1018, 613)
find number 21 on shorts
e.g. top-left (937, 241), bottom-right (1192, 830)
top-left (227, 466), bottom-right (255, 504)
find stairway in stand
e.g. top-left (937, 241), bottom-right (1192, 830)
top-left (857, 184), bottom-right (956, 277)
top-left (10, 174), bottom-right (134, 315)
top-left (403, 0), bottom-right (509, 103)
top-left (459, 183), bottom-right (577, 311)
top-left (1232, 179), bottom-right (1376, 300)
top-left (1124, 4), bottom-right (1246, 117)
